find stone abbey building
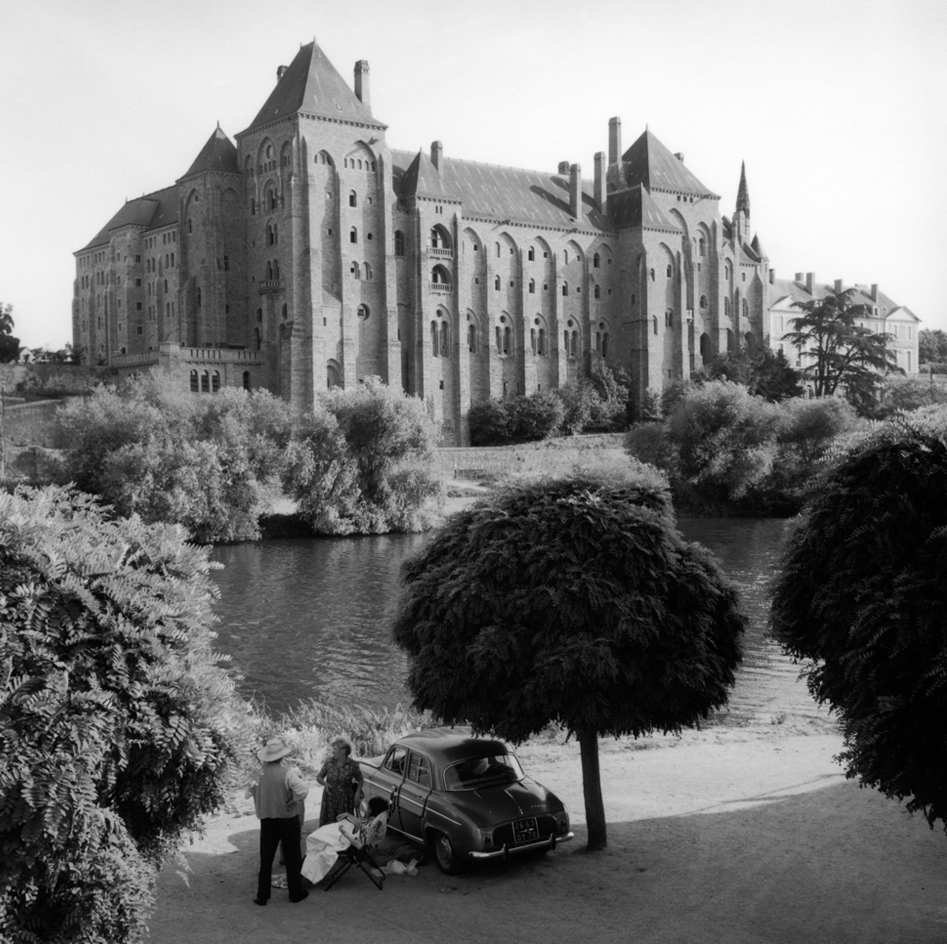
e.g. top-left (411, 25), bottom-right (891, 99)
top-left (74, 40), bottom-right (920, 443)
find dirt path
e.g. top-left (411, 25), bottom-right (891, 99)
top-left (147, 717), bottom-right (947, 944)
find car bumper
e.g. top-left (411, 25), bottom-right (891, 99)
top-left (469, 830), bottom-right (575, 860)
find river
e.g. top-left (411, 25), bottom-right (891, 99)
top-left (210, 517), bottom-right (823, 725)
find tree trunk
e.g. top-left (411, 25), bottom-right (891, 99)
top-left (578, 728), bottom-right (607, 851)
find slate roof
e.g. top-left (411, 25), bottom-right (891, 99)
top-left (769, 278), bottom-right (916, 321)
top-left (621, 130), bottom-right (719, 198)
top-left (609, 185), bottom-right (681, 232)
top-left (80, 185), bottom-right (179, 251)
top-left (244, 41), bottom-right (384, 134)
top-left (181, 126), bottom-right (240, 179)
top-left (392, 149), bottom-right (610, 232)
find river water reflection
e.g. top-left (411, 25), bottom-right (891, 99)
top-left (211, 517), bottom-right (821, 723)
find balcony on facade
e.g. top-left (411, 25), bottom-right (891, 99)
top-left (258, 280), bottom-right (285, 294)
top-left (428, 246), bottom-right (453, 259)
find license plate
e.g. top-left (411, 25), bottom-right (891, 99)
top-left (512, 817), bottom-right (538, 844)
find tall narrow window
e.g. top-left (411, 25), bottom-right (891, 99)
top-left (349, 191), bottom-right (357, 207)
top-left (431, 321), bottom-right (439, 356)
top-left (350, 227), bottom-right (358, 244)
top-left (394, 231), bottom-right (405, 256)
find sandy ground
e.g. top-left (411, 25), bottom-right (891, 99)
top-left (147, 710), bottom-right (947, 944)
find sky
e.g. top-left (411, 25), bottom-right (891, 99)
top-left (1, 0), bottom-right (944, 350)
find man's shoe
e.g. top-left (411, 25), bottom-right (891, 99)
top-left (290, 890), bottom-right (309, 903)
top-left (252, 897), bottom-right (267, 906)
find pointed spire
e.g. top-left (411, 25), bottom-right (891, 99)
top-left (737, 161), bottom-right (750, 217)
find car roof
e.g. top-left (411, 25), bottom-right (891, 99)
top-left (396, 728), bottom-right (511, 763)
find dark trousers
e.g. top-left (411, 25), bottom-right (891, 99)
top-left (257, 816), bottom-right (304, 901)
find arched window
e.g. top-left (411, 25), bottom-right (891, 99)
top-left (650, 268), bottom-right (655, 281)
top-left (653, 316), bottom-right (658, 335)
top-left (593, 252), bottom-right (600, 268)
top-left (363, 262), bottom-right (372, 280)
top-left (468, 323), bottom-right (477, 353)
top-left (666, 264), bottom-right (673, 278)
top-left (602, 333), bottom-right (610, 358)
top-left (212, 371), bottom-right (220, 393)
top-left (281, 303), bottom-right (288, 320)
top-left (528, 247), bottom-right (535, 261)
top-left (724, 297), bottom-right (732, 318)
top-left (201, 370), bottom-right (210, 393)
top-left (268, 188), bottom-right (277, 211)
top-left (562, 282), bottom-right (569, 296)
top-left (666, 309), bottom-right (673, 327)
top-left (350, 227), bottom-right (358, 244)
top-left (190, 370), bottom-right (198, 393)
top-left (243, 371), bottom-right (251, 391)
top-left (494, 275), bottom-right (501, 291)
top-left (529, 278), bottom-right (535, 294)
top-left (431, 265), bottom-right (451, 286)
top-left (357, 304), bottom-right (370, 321)
top-left (594, 284), bottom-right (601, 299)
top-left (698, 237), bottom-right (705, 255)
top-left (394, 231), bottom-right (405, 256)
top-left (187, 219), bottom-right (193, 234)
top-left (431, 321), bottom-right (439, 356)
top-left (440, 320), bottom-right (449, 354)
top-left (349, 190), bottom-right (357, 207)
top-left (503, 326), bottom-right (512, 355)
top-left (570, 331), bottom-right (578, 357)
top-left (538, 327), bottom-right (546, 356)
top-left (495, 243), bottom-right (501, 258)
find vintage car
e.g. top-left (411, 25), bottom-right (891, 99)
top-left (359, 728), bottom-right (573, 874)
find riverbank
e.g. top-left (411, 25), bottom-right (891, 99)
top-left (147, 712), bottom-right (947, 944)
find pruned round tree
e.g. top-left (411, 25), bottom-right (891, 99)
top-left (392, 471), bottom-right (746, 850)
top-left (771, 410), bottom-right (947, 830)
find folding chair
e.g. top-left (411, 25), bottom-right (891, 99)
top-left (323, 822), bottom-right (385, 892)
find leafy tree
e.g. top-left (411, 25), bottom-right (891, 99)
top-left (776, 396), bottom-right (860, 471)
top-left (783, 289), bottom-right (902, 407)
top-left (881, 379), bottom-right (947, 415)
top-left (392, 472), bottom-right (746, 851)
top-left (467, 398), bottom-right (513, 446)
top-left (665, 381), bottom-right (780, 504)
top-left (290, 378), bottom-right (442, 534)
top-left (557, 379), bottom-right (598, 435)
top-left (918, 328), bottom-right (947, 366)
top-left (0, 302), bottom-right (21, 364)
top-left (0, 486), bottom-right (240, 942)
top-left (771, 413), bottom-right (947, 831)
top-left (697, 348), bottom-right (803, 402)
top-left (586, 366), bottom-right (632, 430)
top-left (58, 371), bottom-right (292, 542)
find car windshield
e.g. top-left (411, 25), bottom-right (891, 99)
top-left (443, 753), bottom-right (524, 791)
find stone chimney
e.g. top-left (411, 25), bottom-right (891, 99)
top-left (594, 151), bottom-right (606, 211)
top-left (569, 164), bottom-right (582, 220)
top-left (431, 141), bottom-right (443, 169)
top-left (871, 283), bottom-right (879, 301)
top-left (277, 65), bottom-right (288, 82)
top-left (558, 161), bottom-right (569, 174)
top-left (834, 278), bottom-right (844, 293)
top-left (354, 60), bottom-right (370, 109)
top-left (769, 269), bottom-right (775, 285)
top-left (806, 272), bottom-right (816, 294)
top-left (608, 117), bottom-right (622, 164)
top-left (794, 272), bottom-right (804, 283)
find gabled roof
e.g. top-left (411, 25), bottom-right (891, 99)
top-left (181, 126), bottom-right (239, 179)
top-left (392, 150), bottom-right (610, 232)
top-left (609, 184), bottom-right (680, 232)
top-left (750, 233), bottom-right (767, 260)
top-left (243, 41), bottom-right (384, 134)
top-left (79, 185), bottom-right (180, 251)
top-left (620, 129), bottom-right (718, 198)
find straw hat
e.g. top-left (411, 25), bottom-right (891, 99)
top-left (258, 736), bottom-right (293, 763)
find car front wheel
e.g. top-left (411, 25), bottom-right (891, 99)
top-left (431, 830), bottom-right (463, 875)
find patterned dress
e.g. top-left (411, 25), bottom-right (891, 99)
top-left (318, 756), bottom-right (363, 825)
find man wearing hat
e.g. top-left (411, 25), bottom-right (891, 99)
top-left (250, 736), bottom-right (310, 905)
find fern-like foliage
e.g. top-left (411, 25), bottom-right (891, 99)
top-left (771, 411), bottom-right (947, 831)
top-left (0, 486), bottom-right (240, 942)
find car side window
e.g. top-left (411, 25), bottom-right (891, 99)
top-left (384, 746), bottom-right (407, 777)
top-left (407, 752), bottom-right (432, 788)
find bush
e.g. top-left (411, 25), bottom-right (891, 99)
top-left (468, 394), bottom-right (562, 446)
top-left (289, 378), bottom-right (443, 535)
top-left (467, 399), bottom-right (512, 446)
top-left (57, 372), bottom-right (293, 542)
top-left (771, 413), bottom-right (947, 830)
top-left (0, 486), bottom-right (243, 942)
top-left (880, 380), bottom-right (947, 415)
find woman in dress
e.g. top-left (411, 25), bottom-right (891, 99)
top-left (316, 736), bottom-right (363, 826)
top-left (301, 796), bottom-right (388, 885)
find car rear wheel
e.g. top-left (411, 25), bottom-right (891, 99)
top-left (431, 830), bottom-right (463, 875)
